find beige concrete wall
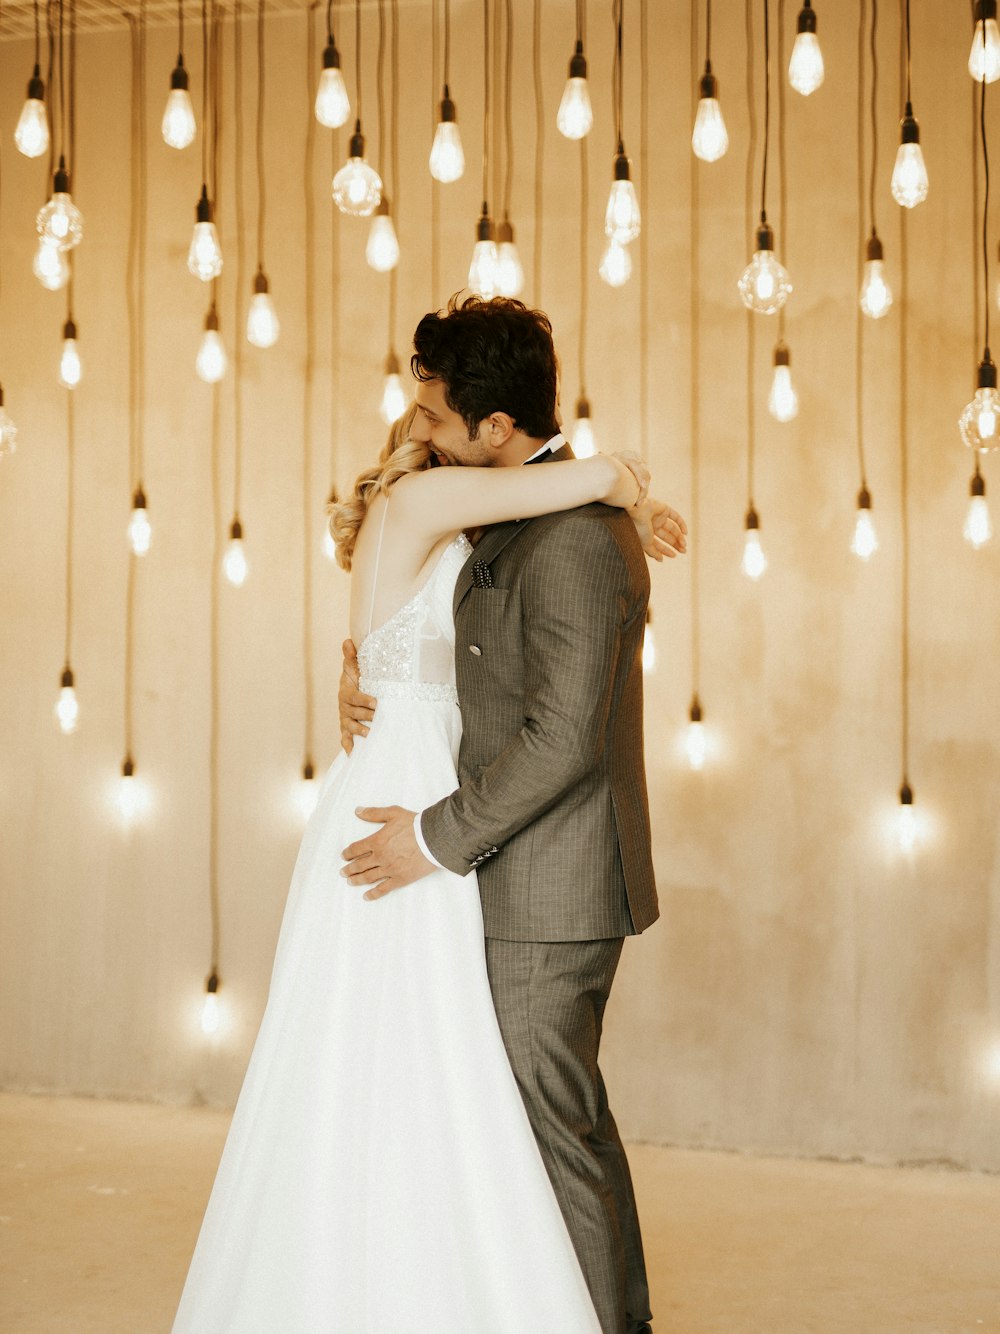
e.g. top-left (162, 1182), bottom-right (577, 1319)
top-left (1, 2), bottom-right (997, 1171)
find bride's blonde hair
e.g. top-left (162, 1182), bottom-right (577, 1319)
top-left (327, 404), bottom-right (430, 571)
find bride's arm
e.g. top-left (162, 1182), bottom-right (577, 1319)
top-left (389, 454), bottom-right (643, 544)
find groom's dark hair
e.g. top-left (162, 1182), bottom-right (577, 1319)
top-left (411, 295), bottom-right (560, 442)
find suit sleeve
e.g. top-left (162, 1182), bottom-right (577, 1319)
top-left (420, 514), bottom-right (639, 876)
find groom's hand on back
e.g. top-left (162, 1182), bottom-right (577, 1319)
top-left (338, 638), bottom-right (377, 754)
top-left (341, 806), bottom-right (435, 899)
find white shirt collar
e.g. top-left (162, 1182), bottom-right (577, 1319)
top-left (523, 432), bottom-right (566, 464)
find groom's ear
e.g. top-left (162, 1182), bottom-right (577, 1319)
top-left (484, 412), bottom-right (516, 450)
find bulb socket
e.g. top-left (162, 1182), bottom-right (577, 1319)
top-left (122, 756), bottom-right (135, 778)
top-left (568, 40), bottom-right (588, 80)
top-left (132, 487), bottom-right (147, 510)
top-left (322, 40), bottom-right (342, 70)
top-left (971, 471), bottom-right (987, 498)
top-left (756, 220), bottom-right (776, 252)
top-left (974, 0), bottom-right (998, 23)
top-left (252, 269), bottom-right (270, 295)
top-left (745, 506), bottom-right (760, 531)
top-left (699, 66), bottom-right (719, 100)
top-left (53, 156), bottom-right (70, 195)
top-left (384, 350), bottom-right (400, 376)
top-left (796, 1), bottom-right (817, 35)
top-left (63, 318), bottom-right (77, 340)
top-left (327, 485), bottom-right (339, 505)
top-left (170, 57), bottom-right (189, 91)
top-left (497, 218), bottom-right (514, 244)
top-left (773, 343), bottom-right (791, 368)
top-left (0, 384), bottom-right (5, 407)
top-left (303, 760), bottom-right (316, 782)
top-left (196, 185), bottom-right (213, 223)
top-left (206, 971), bottom-right (219, 994)
top-left (229, 516), bottom-right (243, 540)
top-left (857, 486), bottom-right (872, 511)
top-left (865, 232), bottom-right (884, 263)
top-left (575, 395), bottom-right (591, 419)
top-left (900, 109), bottom-right (920, 145)
top-left (348, 122), bottom-right (365, 159)
top-left (28, 65), bottom-right (45, 100)
top-left (613, 148), bottom-right (632, 182)
top-left (439, 89), bottom-right (457, 122)
top-left (205, 305), bottom-right (220, 332)
top-left (899, 782), bottom-right (914, 807)
top-left (60, 666), bottom-right (74, 688)
top-left (689, 695), bottom-right (703, 724)
top-left (476, 207), bottom-right (495, 242)
top-left (977, 355), bottom-right (997, 390)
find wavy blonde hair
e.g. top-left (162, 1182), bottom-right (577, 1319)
top-left (327, 404), bottom-right (430, 571)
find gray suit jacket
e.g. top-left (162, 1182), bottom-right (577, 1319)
top-left (420, 448), bottom-right (659, 943)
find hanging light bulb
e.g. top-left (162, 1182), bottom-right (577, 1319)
top-left (599, 236), bottom-right (632, 287)
top-left (468, 206), bottom-right (500, 299)
top-left (891, 104), bottom-right (929, 209)
top-left (685, 696), bottom-right (707, 771)
top-left (162, 55), bottom-right (197, 149)
top-left (58, 319), bottom-right (82, 390)
top-left (897, 782), bottom-right (918, 854)
top-left (496, 219), bottom-right (525, 297)
top-left (964, 471), bottom-right (993, 547)
top-left (605, 145), bottom-right (641, 243)
top-left (788, 0), bottom-right (825, 96)
top-left (200, 972), bottom-right (221, 1035)
top-left (642, 608), bottom-right (656, 673)
top-left (692, 63), bottom-right (729, 162)
top-left (767, 343), bottom-right (799, 422)
top-left (366, 198), bottom-right (401, 273)
top-left (246, 269), bottom-right (280, 348)
top-left (36, 157), bottom-right (84, 251)
top-left (429, 87), bottom-right (465, 182)
top-left (15, 64), bottom-right (50, 158)
top-left (223, 516), bottom-right (249, 586)
top-left (298, 760), bottom-right (319, 822)
top-left (128, 488), bottom-right (152, 556)
top-left (572, 397), bottom-right (596, 457)
top-left (741, 506), bottom-right (767, 580)
top-left (380, 352), bottom-right (408, 425)
top-left (738, 220), bottom-right (792, 314)
top-left (333, 121), bottom-right (383, 217)
top-left (117, 756), bottom-right (139, 822)
top-left (0, 384), bottom-right (18, 459)
top-left (859, 232), bottom-right (893, 319)
top-left (557, 40), bottom-right (594, 140)
top-left (33, 235), bottom-right (70, 291)
top-left (55, 666), bottom-right (79, 734)
top-left (969, 0), bottom-right (1000, 83)
top-left (187, 185), bottom-right (223, 280)
top-left (315, 34), bottom-right (351, 127)
top-left (851, 486), bottom-right (879, 560)
top-left (959, 353), bottom-right (1000, 452)
top-left (323, 487), bottom-right (338, 561)
top-left (196, 306), bottom-right (227, 383)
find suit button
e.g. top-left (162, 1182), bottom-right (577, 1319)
top-left (469, 645), bottom-right (482, 656)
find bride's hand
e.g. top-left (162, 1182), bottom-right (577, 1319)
top-left (630, 496), bottom-right (688, 561)
top-left (610, 450), bottom-right (650, 507)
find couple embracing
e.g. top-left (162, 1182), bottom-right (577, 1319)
top-left (173, 295), bottom-right (687, 1333)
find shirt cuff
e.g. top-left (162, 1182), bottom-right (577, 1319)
top-left (413, 812), bottom-right (446, 870)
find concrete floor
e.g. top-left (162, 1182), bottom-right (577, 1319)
top-left (1, 1093), bottom-right (998, 1333)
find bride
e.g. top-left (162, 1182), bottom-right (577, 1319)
top-left (171, 405), bottom-right (675, 1334)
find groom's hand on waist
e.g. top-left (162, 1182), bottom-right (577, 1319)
top-left (339, 638), bottom-right (376, 755)
top-left (341, 806), bottom-right (435, 899)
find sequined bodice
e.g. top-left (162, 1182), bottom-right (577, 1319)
top-left (357, 534), bottom-right (472, 702)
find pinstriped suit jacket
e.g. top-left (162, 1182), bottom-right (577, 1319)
top-left (420, 448), bottom-right (659, 943)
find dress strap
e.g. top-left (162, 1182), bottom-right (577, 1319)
top-left (368, 495), bottom-right (390, 637)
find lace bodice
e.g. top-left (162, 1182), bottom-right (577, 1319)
top-left (357, 533), bottom-right (472, 702)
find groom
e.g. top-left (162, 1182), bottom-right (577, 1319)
top-left (340, 296), bottom-right (680, 1334)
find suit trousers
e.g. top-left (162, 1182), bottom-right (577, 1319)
top-left (484, 937), bottom-right (652, 1334)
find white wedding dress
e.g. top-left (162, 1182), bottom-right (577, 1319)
top-left (172, 531), bottom-right (600, 1333)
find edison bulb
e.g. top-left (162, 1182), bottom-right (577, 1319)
top-left (128, 498), bottom-right (152, 556)
top-left (315, 64), bottom-right (350, 128)
top-left (55, 682), bottom-right (79, 734)
top-left (496, 227), bottom-right (525, 297)
top-left (298, 767), bottom-right (319, 821)
top-left (323, 526), bottom-right (337, 561)
top-left (685, 718), bottom-right (707, 770)
top-left (59, 332), bottom-right (82, 389)
top-left (965, 492), bottom-right (993, 547)
top-left (366, 210), bottom-right (400, 272)
top-left (788, 31), bottom-right (824, 95)
top-left (860, 258), bottom-right (893, 319)
top-left (960, 386), bottom-right (1000, 451)
top-left (247, 291), bottom-right (280, 348)
top-left (599, 237), bottom-right (632, 287)
top-left (572, 399), bottom-right (596, 457)
top-left (742, 527), bottom-right (767, 580)
top-left (430, 105), bottom-right (465, 182)
top-left (118, 766), bottom-right (139, 822)
top-left (188, 220), bottom-right (223, 280)
top-left (605, 178), bottom-right (641, 244)
top-left (738, 245), bottom-right (792, 314)
top-left (162, 87), bottom-right (196, 149)
top-left (642, 622), bottom-right (656, 674)
top-left (557, 75), bottom-right (594, 140)
top-left (851, 507), bottom-right (878, 560)
top-left (33, 236), bottom-right (69, 291)
top-left (469, 238), bottom-right (500, 299)
top-left (333, 132), bottom-right (383, 217)
top-left (223, 534), bottom-right (248, 586)
top-left (969, 12), bottom-right (1000, 83)
top-left (196, 328), bottom-right (227, 383)
top-left (897, 797), bottom-right (918, 854)
top-left (692, 95), bottom-right (728, 162)
top-left (891, 141), bottom-right (929, 209)
top-left (380, 372), bottom-right (407, 425)
top-left (200, 989), bottom-right (220, 1035)
top-left (15, 88), bottom-right (49, 158)
top-left (768, 359), bottom-right (799, 422)
top-left (37, 191), bottom-right (83, 250)
top-left (0, 399), bottom-right (17, 458)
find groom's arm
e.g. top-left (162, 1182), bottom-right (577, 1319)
top-left (420, 514), bottom-right (640, 877)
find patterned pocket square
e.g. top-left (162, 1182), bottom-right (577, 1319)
top-left (472, 560), bottom-right (494, 589)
